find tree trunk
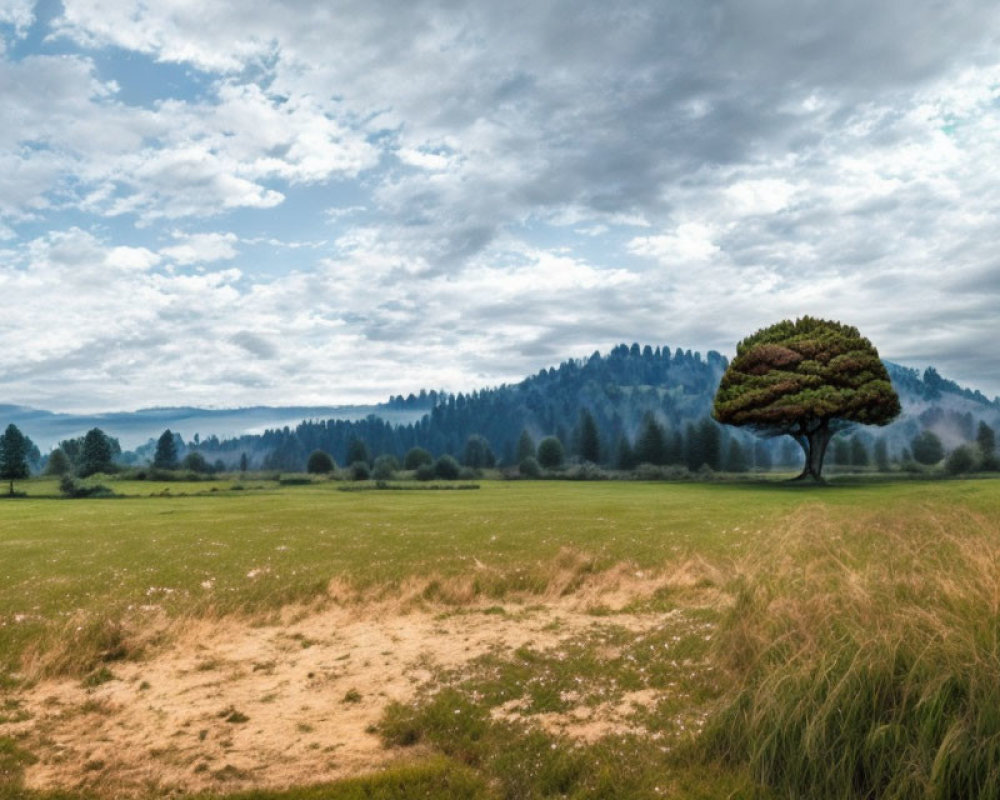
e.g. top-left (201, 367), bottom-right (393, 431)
top-left (793, 420), bottom-right (832, 482)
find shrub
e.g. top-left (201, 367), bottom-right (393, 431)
top-left (59, 476), bottom-right (114, 498)
top-left (537, 437), bottom-right (565, 469)
top-left (945, 444), bottom-right (977, 475)
top-left (404, 447), bottom-right (433, 470)
top-left (349, 460), bottom-right (371, 481)
top-left (372, 455), bottom-right (398, 481)
top-left (433, 455), bottom-right (461, 480)
top-left (519, 456), bottom-right (542, 478)
top-left (414, 463), bottom-right (436, 481)
top-left (911, 430), bottom-right (944, 465)
top-left (306, 450), bottom-right (335, 474)
top-left (181, 452), bottom-right (210, 473)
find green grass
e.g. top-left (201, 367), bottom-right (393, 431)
top-left (2, 476), bottom-right (1000, 799)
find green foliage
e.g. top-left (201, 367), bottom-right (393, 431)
top-left (349, 460), bottom-right (371, 481)
top-left (577, 409), bottom-right (601, 463)
top-left (911, 429), bottom-right (945, 465)
top-left (945, 444), bottom-right (977, 475)
top-left (536, 436), bottom-right (565, 469)
top-left (635, 414), bottom-right (666, 466)
top-left (346, 438), bottom-right (371, 467)
top-left (978, 421), bottom-right (996, 458)
top-left (616, 434), bottom-right (637, 471)
top-left (153, 429), bottom-right (178, 469)
top-left (181, 451), bottom-right (210, 473)
top-left (372, 454), bottom-right (398, 481)
top-left (518, 456), bottom-right (541, 478)
top-left (306, 450), bottom-right (335, 474)
top-left (44, 447), bottom-right (72, 477)
top-left (712, 317), bottom-right (900, 480)
top-left (404, 447), bottom-right (433, 470)
top-left (434, 454), bottom-right (461, 480)
top-left (78, 428), bottom-right (115, 477)
top-left (515, 429), bottom-right (536, 462)
top-left (0, 424), bottom-right (30, 494)
top-left (462, 435), bottom-right (495, 469)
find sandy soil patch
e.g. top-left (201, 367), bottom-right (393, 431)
top-left (2, 565), bottom-right (716, 797)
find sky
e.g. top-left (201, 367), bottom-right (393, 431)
top-left (2, 0), bottom-right (999, 413)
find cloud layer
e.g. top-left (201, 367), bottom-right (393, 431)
top-left (2, 0), bottom-right (999, 411)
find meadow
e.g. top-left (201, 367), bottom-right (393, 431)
top-left (1, 476), bottom-right (999, 799)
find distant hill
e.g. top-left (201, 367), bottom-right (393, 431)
top-left (0, 402), bottom-right (432, 451)
top-left (4, 344), bottom-right (998, 471)
top-left (156, 345), bottom-right (1000, 471)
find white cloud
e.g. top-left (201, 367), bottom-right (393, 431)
top-left (161, 232), bottom-right (239, 265)
top-left (628, 223), bottom-right (721, 263)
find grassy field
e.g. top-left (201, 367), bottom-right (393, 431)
top-left (1, 476), bottom-right (999, 798)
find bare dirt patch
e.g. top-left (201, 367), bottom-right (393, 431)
top-left (1, 563), bottom-right (722, 797)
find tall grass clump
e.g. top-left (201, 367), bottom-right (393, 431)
top-left (701, 504), bottom-right (1000, 799)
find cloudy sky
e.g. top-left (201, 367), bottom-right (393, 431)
top-left (2, 0), bottom-right (999, 412)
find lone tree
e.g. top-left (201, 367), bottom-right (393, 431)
top-left (0, 424), bottom-right (30, 495)
top-left (153, 429), bottom-right (178, 469)
top-left (712, 317), bottom-right (900, 481)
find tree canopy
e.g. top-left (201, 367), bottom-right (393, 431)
top-left (153, 429), bottom-right (178, 469)
top-left (712, 317), bottom-right (900, 481)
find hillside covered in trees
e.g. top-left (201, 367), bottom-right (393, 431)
top-left (117, 344), bottom-right (1000, 475)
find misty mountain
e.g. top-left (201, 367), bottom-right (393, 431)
top-left (6, 344), bottom-right (999, 470)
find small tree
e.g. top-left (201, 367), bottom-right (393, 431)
top-left (433, 454), bottom-right (460, 480)
top-left (239, 452), bottom-right (249, 473)
top-left (78, 428), bottom-right (114, 477)
top-left (0, 424), bottom-right (30, 495)
top-left (45, 447), bottom-right (72, 476)
top-left (346, 438), bottom-right (371, 466)
top-left (516, 430), bottom-right (536, 462)
top-left (911, 430), bottom-right (944, 465)
top-left (616, 434), bottom-right (637, 471)
top-left (577, 410), bottom-right (601, 464)
top-left (404, 447), bottom-right (433, 470)
top-left (945, 445), bottom-right (977, 475)
top-left (372, 454), bottom-right (398, 481)
top-left (153, 429), bottom-right (178, 469)
top-left (181, 451), bottom-right (209, 473)
top-left (635, 414), bottom-right (666, 466)
top-left (713, 317), bottom-right (900, 481)
top-left (307, 450), bottom-right (335, 474)
top-left (978, 421), bottom-right (998, 470)
top-left (537, 437), bottom-right (565, 469)
top-left (462, 435), bottom-right (495, 469)
top-left (519, 456), bottom-right (542, 478)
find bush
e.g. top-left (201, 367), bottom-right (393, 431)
top-left (306, 450), bottom-right (336, 474)
top-left (946, 445), bottom-right (977, 475)
top-left (911, 430), bottom-right (945, 465)
top-left (181, 451), bottom-right (210, 473)
top-left (414, 463), bottom-right (436, 481)
top-left (349, 460), bottom-right (371, 481)
top-left (537, 437), bottom-right (565, 469)
top-left (404, 447), bottom-right (433, 470)
top-left (59, 476), bottom-right (114, 498)
top-left (372, 455), bottom-right (398, 481)
top-left (433, 455), bottom-right (460, 480)
top-left (519, 456), bottom-right (542, 478)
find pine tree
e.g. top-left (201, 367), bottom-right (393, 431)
top-left (635, 414), bottom-right (666, 465)
top-left (874, 439), bottom-right (890, 472)
top-left (78, 428), bottom-right (114, 477)
top-left (153, 429), bottom-right (178, 469)
top-left (578, 410), bottom-right (601, 464)
top-left (725, 439), bottom-right (748, 473)
top-left (516, 429), bottom-right (536, 462)
top-left (0, 424), bottom-right (30, 495)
